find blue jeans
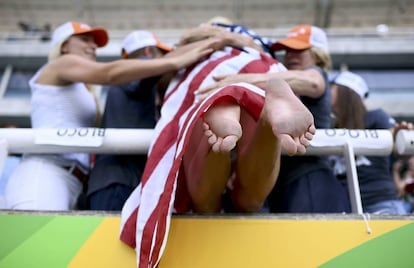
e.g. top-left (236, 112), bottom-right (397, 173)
top-left (88, 183), bottom-right (134, 211)
top-left (364, 200), bottom-right (408, 214)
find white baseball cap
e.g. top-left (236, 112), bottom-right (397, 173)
top-left (332, 71), bottom-right (369, 99)
top-left (121, 30), bottom-right (172, 58)
top-left (51, 21), bottom-right (108, 48)
top-left (271, 24), bottom-right (329, 52)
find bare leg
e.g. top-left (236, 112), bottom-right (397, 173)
top-left (184, 79), bottom-right (314, 213)
top-left (232, 78), bottom-right (315, 212)
top-left (182, 119), bottom-right (231, 213)
top-left (203, 98), bottom-right (242, 153)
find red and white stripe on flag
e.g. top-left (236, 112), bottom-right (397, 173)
top-left (119, 47), bottom-right (285, 267)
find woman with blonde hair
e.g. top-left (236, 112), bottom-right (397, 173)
top-left (5, 21), bottom-right (217, 211)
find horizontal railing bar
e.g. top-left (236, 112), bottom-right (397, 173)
top-left (0, 128), bottom-right (396, 155)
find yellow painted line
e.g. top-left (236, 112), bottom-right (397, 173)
top-left (68, 217), bottom-right (136, 268)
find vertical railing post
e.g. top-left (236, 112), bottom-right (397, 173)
top-left (343, 141), bottom-right (363, 214)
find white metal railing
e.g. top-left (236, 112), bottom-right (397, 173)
top-left (395, 129), bottom-right (414, 155)
top-left (0, 128), bottom-right (410, 214)
top-left (0, 128), bottom-right (394, 155)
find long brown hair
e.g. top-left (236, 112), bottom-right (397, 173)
top-left (333, 85), bottom-right (367, 129)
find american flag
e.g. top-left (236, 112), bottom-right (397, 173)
top-left (119, 46), bottom-right (286, 267)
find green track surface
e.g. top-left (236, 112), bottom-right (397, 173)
top-left (320, 222), bottom-right (414, 268)
top-left (0, 214), bottom-right (103, 268)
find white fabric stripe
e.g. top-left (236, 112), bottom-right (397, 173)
top-left (135, 145), bottom-right (176, 258)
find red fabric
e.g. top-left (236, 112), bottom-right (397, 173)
top-left (119, 47), bottom-right (285, 267)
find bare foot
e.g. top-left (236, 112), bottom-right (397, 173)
top-left (262, 78), bottom-right (315, 155)
top-left (203, 99), bottom-right (242, 153)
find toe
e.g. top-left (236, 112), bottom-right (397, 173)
top-left (220, 135), bottom-right (238, 152)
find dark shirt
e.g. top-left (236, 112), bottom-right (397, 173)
top-left (101, 77), bottom-right (159, 129)
top-left (87, 77), bottom-right (160, 196)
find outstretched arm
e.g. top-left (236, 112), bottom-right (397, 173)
top-left (37, 41), bottom-right (216, 86)
top-left (195, 68), bottom-right (325, 101)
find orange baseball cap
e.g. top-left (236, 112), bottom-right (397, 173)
top-left (271, 24), bottom-right (329, 52)
top-left (121, 30), bottom-right (172, 58)
top-left (51, 21), bottom-right (109, 48)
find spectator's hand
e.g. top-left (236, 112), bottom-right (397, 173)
top-left (393, 121), bottom-right (414, 140)
top-left (179, 25), bottom-right (263, 52)
top-left (179, 25), bottom-right (227, 45)
top-left (221, 31), bottom-right (263, 52)
top-left (172, 41), bottom-right (216, 70)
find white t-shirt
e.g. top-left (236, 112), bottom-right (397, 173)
top-left (27, 67), bottom-right (98, 171)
